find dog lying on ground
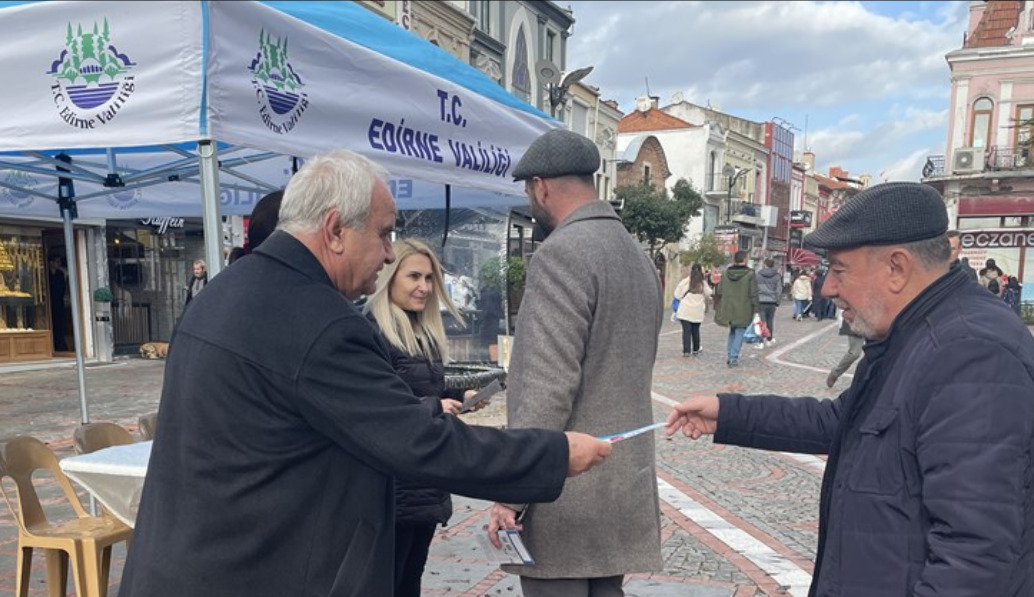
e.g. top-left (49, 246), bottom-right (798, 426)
top-left (139, 341), bottom-right (170, 359)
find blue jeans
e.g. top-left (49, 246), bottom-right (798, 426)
top-left (794, 299), bottom-right (808, 318)
top-left (727, 326), bottom-right (747, 363)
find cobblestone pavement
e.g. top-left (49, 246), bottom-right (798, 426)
top-left (0, 306), bottom-right (854, 596)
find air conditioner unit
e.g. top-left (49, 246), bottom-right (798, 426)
top-left (952, 147), bottom-right (983, 174)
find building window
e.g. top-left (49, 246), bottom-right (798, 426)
top-left (970, 97), bottom-right (993, 149)
top-left (472, 0), bottom-right (491, 34)
top-left (511, 27), bottom-right (531, 102)
top-left (643, 163), bottom-right (651, 183)
top-left (546, 30), bottom-right (555, 63)
top-left (1015, 104), bottom-right (1034, 162)
top-left (708, 152), bottom-right (717, 191)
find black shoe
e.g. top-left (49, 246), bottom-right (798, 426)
top-left (692, 350), bottom-right (702, 356)
top-left (727, 359), bottom-right (739, 368)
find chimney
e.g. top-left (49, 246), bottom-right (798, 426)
top-left (802, 151), bottom-right (815, 172)
top-left (649, 95), bottom-right (660, 109)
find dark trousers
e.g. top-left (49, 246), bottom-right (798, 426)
top-left (759, 303), bottom-right (777, 339)
top-left (520, 575), bottom-right (625, 597)
top-left (394, 523), bottom-right (437, 597)
top-left (679, 319), bottom-right (701, 353)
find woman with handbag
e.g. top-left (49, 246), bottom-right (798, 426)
top-left (673, 263), bottom-right (712, 356)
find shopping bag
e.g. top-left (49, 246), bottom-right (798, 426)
top-left (756, 318), bottom-right (771, 340)
top-left (671, 297), bottom-right (680, 313)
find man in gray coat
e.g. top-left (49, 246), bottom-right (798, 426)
top-left (666, 182), bottom-right (1034, 596)
top-left (487, 129), bottom-right (663, 597)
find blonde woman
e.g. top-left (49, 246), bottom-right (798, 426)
top-left (364, 238), bottom-right (481, 597)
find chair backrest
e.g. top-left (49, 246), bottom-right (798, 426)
top-left (138, 412), bottom-right (158, 441)
top-left (0, 436), bottom-right (89, 531)
top-left (73, 422), bottom-right (135, 456)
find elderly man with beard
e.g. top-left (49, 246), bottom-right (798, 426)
top-left (665, 182), bottom-right (1034, 597)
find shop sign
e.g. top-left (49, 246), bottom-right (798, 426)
top-left (789, 210), bottom-right (812, 228)
top-left (140, 217), bottom-right (184, 235)
top-left (714, 225), bottom-right (739, 255)
top-left (960, 229), bottom-right (1034, 249)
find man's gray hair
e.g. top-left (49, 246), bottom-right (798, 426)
top-left (903, 234), bottom-right (951, 269)
top-left (278, 150), bottom-right (389, 234)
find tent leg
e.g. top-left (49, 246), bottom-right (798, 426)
top-left (198, 140), bottom-right (224, 278)
top-left (61, 205), bottom-right (90, 425)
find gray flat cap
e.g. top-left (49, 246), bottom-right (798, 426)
top-left (804, 182), bottom-right (948, 250)
top-left (512, 129), bottom-right (600, 181)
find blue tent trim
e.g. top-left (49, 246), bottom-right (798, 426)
top-left (261, 1), bottom-right (553, 121)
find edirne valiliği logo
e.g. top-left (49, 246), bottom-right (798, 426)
top-left (47, 19), bottom-right (137, 129)
top-left (249, 29), bottom-right (309, 134)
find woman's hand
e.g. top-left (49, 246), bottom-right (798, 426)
top-left (440, 398), bottom-right (463, 415)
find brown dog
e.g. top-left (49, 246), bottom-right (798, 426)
top-left (139, 341), bottom-right (170, 359)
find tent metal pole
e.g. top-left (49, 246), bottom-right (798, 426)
top-left (442, 184), bottom-right (452, 248)
top-left (56, 154), bottom-right (89, 425)
top-left (198, 140), bottom-right (223, 277)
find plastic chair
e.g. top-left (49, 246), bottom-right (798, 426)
top-left (73, 422), bottom-right (135, 456)
top-left (0, 436), bottom-right (132, 597)
top-left (137, 412), bottom-right (158, 441)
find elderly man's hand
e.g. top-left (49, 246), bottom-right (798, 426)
top-left (564, 432), bottom-right (612, 476)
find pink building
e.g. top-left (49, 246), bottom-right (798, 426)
top-left (924, 0), bottom-right (1034, 289)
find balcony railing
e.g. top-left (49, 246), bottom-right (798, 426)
top-left (924, 146), bottom-right (1034, 178)
top-left (987, 146), bottom-right (1031, 170)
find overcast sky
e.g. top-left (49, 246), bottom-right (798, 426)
top-left (562, 0), bottom-right (968, 183)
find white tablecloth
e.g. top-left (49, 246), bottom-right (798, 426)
top-left (60, 440), bottom-right (151, 528)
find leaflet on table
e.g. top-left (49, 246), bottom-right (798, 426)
top-left (476, 529), bottom-right (535, 565)
top-left (460, 378), bottom-right (503, 413)
top-left (596, 421), bottom-right (667, 443)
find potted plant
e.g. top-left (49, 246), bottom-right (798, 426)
top-left (93, 286), bottom-right (113, 321)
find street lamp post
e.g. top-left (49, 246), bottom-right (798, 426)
top-left (722, 164), bottom-right (750, 224)
top-left (546, 66), bottom-right (594, 121)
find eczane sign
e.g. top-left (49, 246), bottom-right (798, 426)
top-left (960, 230), bottom-right (1034, 249)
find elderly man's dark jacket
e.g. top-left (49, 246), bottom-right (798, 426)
top-left (119, 232), bottom-right (568, 597)
top-left (716, 265), bottom-right (1034, 596)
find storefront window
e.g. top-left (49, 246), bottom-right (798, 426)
top-left (107, 219), bottom-right (204, 351)
top-left (0, 228), bottom-right (47, 332)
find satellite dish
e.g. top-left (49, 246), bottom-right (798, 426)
top-left (536, 60), bottom-right (561, 86)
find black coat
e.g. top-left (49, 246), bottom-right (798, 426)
top-left (716, 266), bottom-right (1034, 596)
top-left (368, 314), bottom-right (463, 526)
top-left (119, 232), bottom-right (568, 597)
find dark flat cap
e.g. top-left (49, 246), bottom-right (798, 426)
top-left (512, 129), bottom-right (600, 181)
top-left (804, 182), bottom-right (947, 250)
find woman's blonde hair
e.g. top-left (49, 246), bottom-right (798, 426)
top-left (364, 239), bottom-right (464, 361)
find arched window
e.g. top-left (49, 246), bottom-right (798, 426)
top-left (970, 97), bottom-right (994, 149)
top-left (511, 27), bottom-right (530, 102)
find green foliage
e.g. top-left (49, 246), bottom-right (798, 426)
top-left (479, 256), bottom-right (527, 292)
top-left (93, 287), bottom-right (113, 303)
top-left (506, 256), bottom-right (527, 291)
top-left (679, 234), bottom-right (728, 269)
top-left (617, 178), bottom-right (703, 260)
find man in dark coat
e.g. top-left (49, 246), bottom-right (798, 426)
top-left (666, 182), bottom-right (1034, 596)
top-left (118, 150), bottom-right (611, 597)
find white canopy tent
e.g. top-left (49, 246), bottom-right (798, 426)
top-left (0, 0), bottom-right (557, 422)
